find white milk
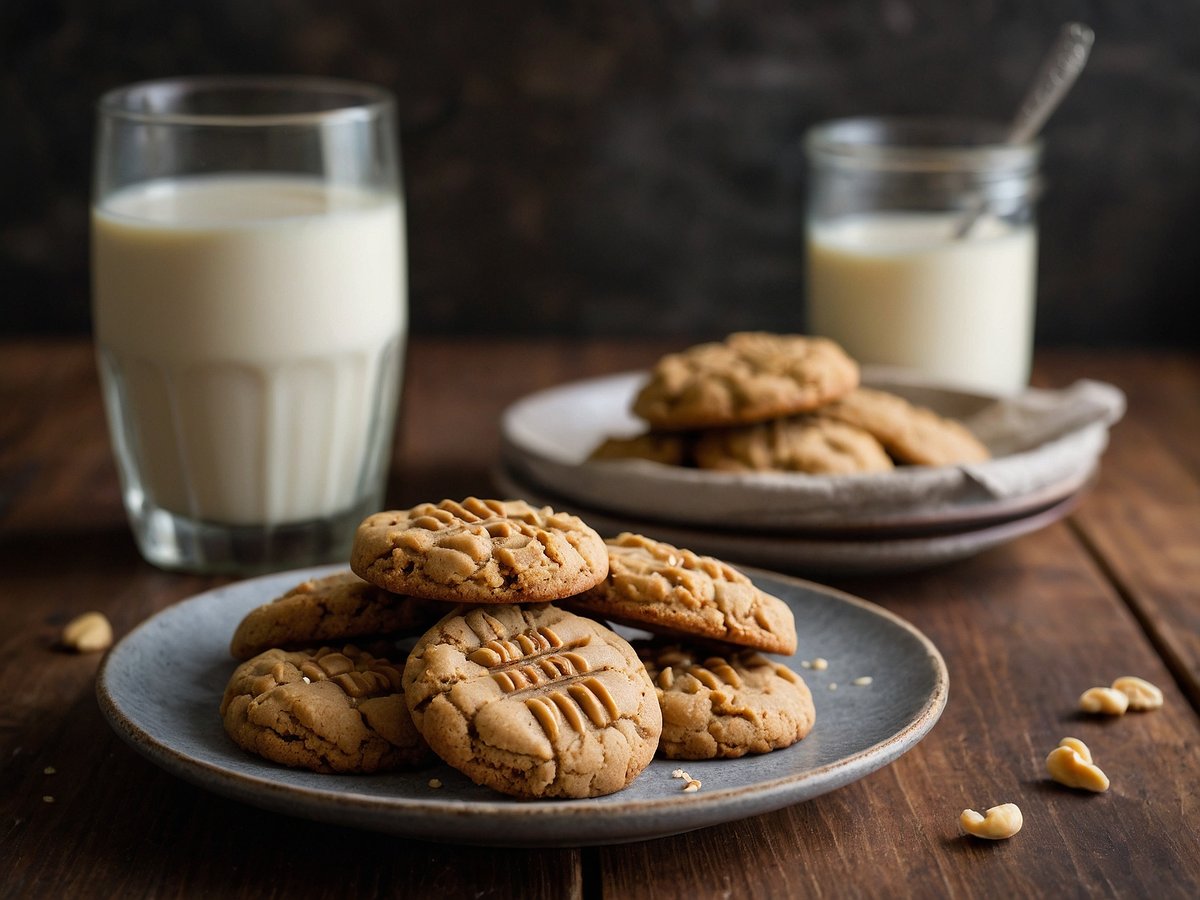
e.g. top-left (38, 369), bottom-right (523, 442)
top-left (93, 175), bottom-right (405, 526)
top-left (807, 212), bottom-right (1036, 394)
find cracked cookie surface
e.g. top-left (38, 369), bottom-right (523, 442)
top-left (631, 332), bottom-right (859, 430)
top-left (220, 645), bottom-right (432, 773)
top-left (820, 387), bottom-right (991, 466)
top-left (588, 431), bottom-right (693, 467)
top-left (351, 498), bottom-right (609, 604)
top-left (637, 643), bottom-right (814, 759)
top-left (566, 533), bottom-right (798, 655)
top-left (693, 415), bottom-right (894, 474)
top-left (229, 570), bottom-right (446, 660)
top-left (403, 604), bottom-right (661, 799)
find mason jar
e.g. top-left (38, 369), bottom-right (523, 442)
top-left (804, 117), bottom-right (1041, 394)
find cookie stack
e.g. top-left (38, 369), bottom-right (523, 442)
top-left (593, 331), bottom-right (990, 472)
top-left (219, 497), bottom-right (814, 799)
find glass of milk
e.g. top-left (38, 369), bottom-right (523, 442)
top-left (805, 117), bottom-right (1041, 394)
top-left (92, 77), bottom-right (406, 573)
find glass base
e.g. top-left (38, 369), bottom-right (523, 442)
top-left (126, 496), bottom-right (379, 576)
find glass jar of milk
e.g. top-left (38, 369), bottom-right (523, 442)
top-left (804, 117), bottom-right (1040, 394)
top-left (92, 77), bottom-right (405, 573)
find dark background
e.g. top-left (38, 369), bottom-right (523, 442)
top-left (2, 0), bottom-right (1199, 347)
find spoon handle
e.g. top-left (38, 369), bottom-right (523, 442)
top-left (1007, 22), bottom-right (1095, 145)
top-left (954, 22), bottom-right (1094, 239)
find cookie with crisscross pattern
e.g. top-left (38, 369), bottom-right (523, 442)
top-left (351, 498), bottom-right (608, 604)
top-left (636, 642), bottom-right (814, 759)
top-left (566, 533), bottom-right (797, 655)
top-left (402, 603), bottom-right (661, 798)
top-left (220, 644), bottom-right (432, 773)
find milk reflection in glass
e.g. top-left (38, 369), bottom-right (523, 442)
top-left (93, 175), bottom-right (404, 527)
top-left (807, 212), bottom-right (1036, 393)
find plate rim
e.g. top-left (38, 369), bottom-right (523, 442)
top-left (96, 565), bottom-right (949, 846)
top-left (493, 462), bottom-right (1090, 576)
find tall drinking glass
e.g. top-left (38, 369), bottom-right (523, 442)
top-left (92, 77), bottom-right (406, 573)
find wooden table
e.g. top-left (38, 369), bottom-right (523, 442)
top-left (3, 337), bottom-right (1198, 899)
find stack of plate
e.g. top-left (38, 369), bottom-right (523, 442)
top-left (494, 369), bottom-right (1126, 576)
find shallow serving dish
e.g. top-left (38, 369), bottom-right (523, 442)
top-left (500, 368), bottom-right (1124, 534)
top-left (97, 564), bottom-right (948, 847)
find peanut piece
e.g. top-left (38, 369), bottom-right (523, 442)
top-left (1046, 737), bottom-right (1109, 792)
top-left (61, 611), bottom-right (113, 653)
top-left (1111, 676), bottom-right (1163, 711)
top-left (1079, 686), bottom-right (1129, 715)
top-left (1057, 736), bottom-right (1092, 762)
top-left (959, 803), bottom-right (1023, 840)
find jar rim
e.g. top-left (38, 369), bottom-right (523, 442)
top-left (806, 116), bottom-right (1040, 173)
top-left (97, 76), bottom-right (394, 128)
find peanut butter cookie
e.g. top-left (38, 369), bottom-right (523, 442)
top-left (820, 387), bottom-right (991, 466)
top-left (566, 533), bottom-right (797, 655)
top-left (403, 604), bottom-right (662, 799)
top-left (693, 415), bottom-right (894, 474)
top-left (637, 643), bottom-right (815, 759)
top-left (631, 332), bottom-right (859, 430)
top-left (351, 498), bottom-right (609, 604)
top-left (589, 431), bottom-right (693, 467)
top-left (220, 645), bottom-right (432, 773)
top-left (229, 570), bottom-right (446, 660)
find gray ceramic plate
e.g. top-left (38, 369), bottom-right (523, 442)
top-left (493, 464), bottom-right (1088, 576)
top-left (96, 565), bottom-right (948, 847)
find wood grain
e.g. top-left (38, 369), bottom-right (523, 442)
top-left (1039, 351), bottom-right (1200, 710)
top-left (1, 338), bottom-right (1198, 899)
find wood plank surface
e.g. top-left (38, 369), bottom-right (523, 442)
top-left (1038, 351), bottom-right (1200, 710)
top-left (2, 338), bottom-right (1198, 900)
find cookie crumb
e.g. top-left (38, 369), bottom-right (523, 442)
top-left (811, 657), bottom-right (829, 671)
top-left (683, 779), bottom-right (702, 793)
top-left (828, 683), bottom-right (838, 691)
top-left (42, 796), bottom-right (54, 804)
top-left (800, 660), bottom-right (813, 669)
top-left (428, 778), bottom-right (443, 789)
top-left (671, 768), bottom-right (687, 779)
top-left (43, 766), bottom-right (56, 775)
top-left (852, 676), bottom-right (873, 687)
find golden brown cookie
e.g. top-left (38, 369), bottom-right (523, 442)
top-left (229, 570), bottom-right (447, 660)
top-left (692, 415), bottom-right (894, 474)
top-left (637, 643), bottom-right (815, 759)
top-left (351, 498), bottom-right (609, 604)
top-left (589, 431), bottom-right (693, 467)
top-left (403, 603), bottom-right (662, 799)
top-left (631, 332), bottom-right (859, 430)
top-left (820, 387), bottom-right (991, 466)
top-left (566, 533), bottom-right (798, 655)
top-left (220, 645), bottom-right (432, 773)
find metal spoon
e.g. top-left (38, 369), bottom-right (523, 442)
top-left (954, 21), bottom-right (1095, 239)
